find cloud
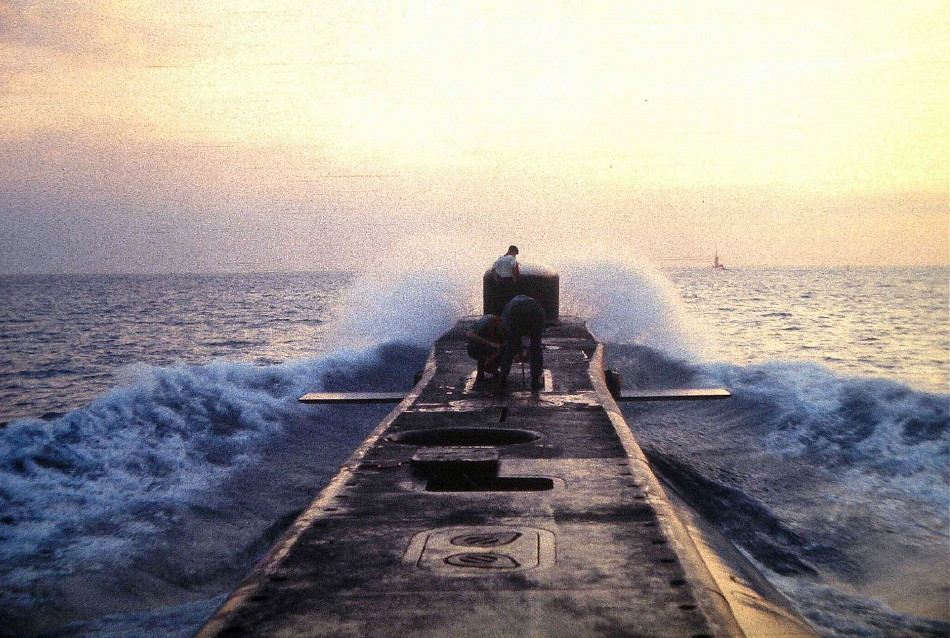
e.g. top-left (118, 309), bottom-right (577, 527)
top-left (1, 0), bottom-right (188, 61)
top-left (0, 2), bottom-right (946, 272)
top-left (0, 130), bottom-right (417, 273)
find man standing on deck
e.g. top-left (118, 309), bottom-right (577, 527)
top-left (497, 294), bottom-right (545, 392)
top-left (490, 245), bottom-right (520, 309)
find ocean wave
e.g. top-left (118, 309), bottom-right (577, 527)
top-left (0, 343), bottom-right (428, 636)
top-left (706, 359), bottom-right (949, 500)
top-left (607, 342), bottom-right (949, 635)
top-left (2, 263), bottom-right (946, 637)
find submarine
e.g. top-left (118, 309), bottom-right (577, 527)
top-left (195, 265), bottom-right (817, 638)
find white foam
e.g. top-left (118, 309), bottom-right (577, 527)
top-left (706, 359), bottom-right (950, 504)
top-left (0, 347), bottom-right (411, 592)
top-left (556, 258), bottom-right (713, 361)
top-left (330, 268), bottom-right (481, 349)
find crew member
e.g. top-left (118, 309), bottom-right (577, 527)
top-left (497, 294), bottom-right (545, 392)
top-left (490, 245), bottom-right (520, 309)
top-left (465, 314), bottom-right (505, 382)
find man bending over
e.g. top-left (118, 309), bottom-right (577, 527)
top-left (466, 314), bottom-right (505, 382)
top-left (497, 294), bottom-right (545, 392)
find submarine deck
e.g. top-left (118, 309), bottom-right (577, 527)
top-left (196, 317), bottom-right (814, 638)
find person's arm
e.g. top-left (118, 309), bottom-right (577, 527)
top-left (466, 330), bottom-right (502, 350)
top-left (512, 262), bottom-right (520, 281)
top-left (491, 267), bottom-right (500, 282)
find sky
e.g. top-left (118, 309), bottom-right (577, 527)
top-left (0, 0), bottom-right (947, 273)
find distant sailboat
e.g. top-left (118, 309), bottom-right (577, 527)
top-left (713, 253), bottom-right (726, 270)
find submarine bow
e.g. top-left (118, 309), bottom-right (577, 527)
top-left (195, 270), bottom-right (815, 637)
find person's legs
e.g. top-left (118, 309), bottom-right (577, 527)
top-left (528, 332), bottom-right (543, 389)
top-left (513, 298), bottom-right (545, 387)
top-left (500, 295), bottom-right (545, 389)
top-left (498, 330), bottom-right (523, 384)
top-left (475, 358), bottom-right (486, 382)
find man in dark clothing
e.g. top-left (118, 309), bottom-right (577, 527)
top-left (498, 294), bottom-right (545, 391)
top-left (465, 314), bottom-right (505, 382)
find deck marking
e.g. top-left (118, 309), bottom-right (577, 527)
top-left (404, 526), bottom-right (554, 574)
top-left (446, 553), bottom-right (521, 569)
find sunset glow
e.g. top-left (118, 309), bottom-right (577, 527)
top-left (1, 0), bottom-right (947, 271)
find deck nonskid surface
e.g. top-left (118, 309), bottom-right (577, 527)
top-left (197, 317), bottom-right (724, 637)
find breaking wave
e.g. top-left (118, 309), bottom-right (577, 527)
top-left (606, 343), bottom-right (949, 637)
top-left (558, 259), bottom-right (712, 361)
top-left (0, 344), bottom-right (429, 636)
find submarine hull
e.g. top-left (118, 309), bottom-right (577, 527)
top-left (196, 317), bottom-right (816, 638)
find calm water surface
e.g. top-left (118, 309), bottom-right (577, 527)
top-left (0, 272), bottom-right (350, 423)
top-left (668, 266), bottom-right (948, 393)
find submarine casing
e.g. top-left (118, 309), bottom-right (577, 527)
top-left (195, 309), bottom-right (818, 637)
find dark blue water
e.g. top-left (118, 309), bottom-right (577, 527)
top-left (0, 272), bottom-right (349, 424)
top-left (0, 265), bottom-right (946, 637)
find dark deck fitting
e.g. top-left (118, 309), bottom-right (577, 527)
top-left (195, 317), bottom-right (816, 638)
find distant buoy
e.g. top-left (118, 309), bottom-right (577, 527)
top-left (483, 263), bottom-right (559, 322)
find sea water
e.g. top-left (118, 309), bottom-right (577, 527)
top-left (0, 265), bottom-right (946, 637)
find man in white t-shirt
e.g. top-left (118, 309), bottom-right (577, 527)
top-left (490, 245), bottom-right (520, 309)
top-left (491, 245), bottom-right (520, 280)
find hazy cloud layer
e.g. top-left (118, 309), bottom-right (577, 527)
top-left (1, 129), bottom-right (946, 274)
top-left (1, 0), bottom-right (193, 59)
top-left (0, 1), bottom-right (947, 272)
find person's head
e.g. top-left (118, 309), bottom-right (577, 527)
top-left (507, 245), bottom-right (519, 256)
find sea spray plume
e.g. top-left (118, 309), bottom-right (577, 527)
top-left (557, 259), bottom-right (712, 362)
top-left (331, 268), bottom-right (480, 349)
